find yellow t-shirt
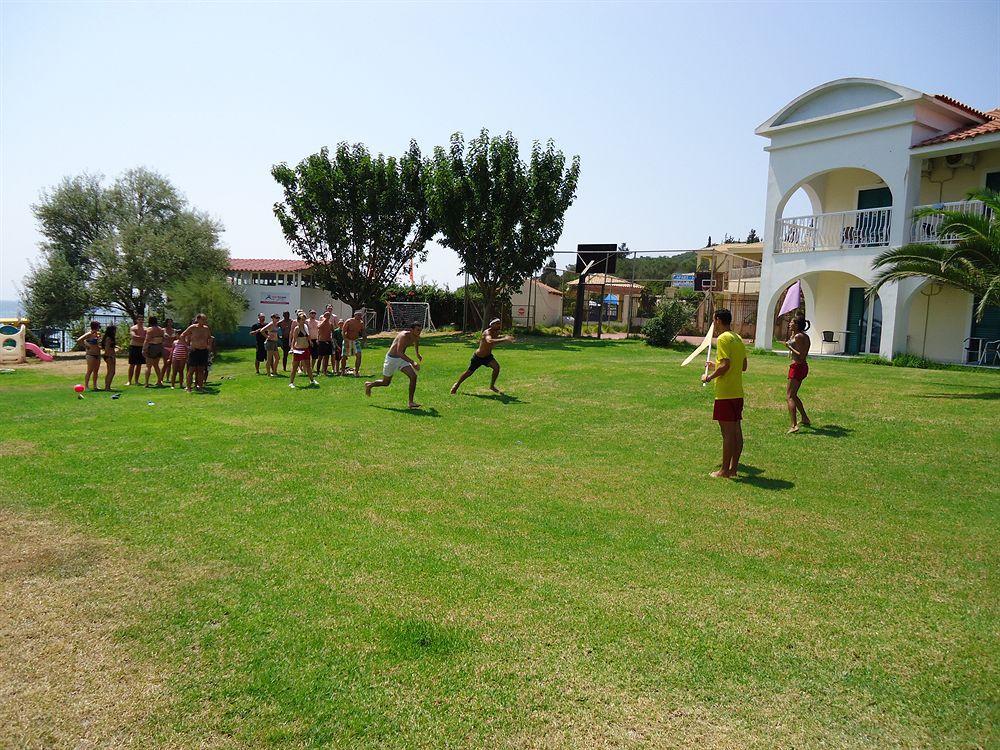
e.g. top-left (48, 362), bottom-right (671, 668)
top-left (713, 330), bottom-right (746, 400)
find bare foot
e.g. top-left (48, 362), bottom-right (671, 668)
top-left (364, 382), bottom-right (373, 397)
top-left (450, 384), bottom-right (459, 394)
top-left (788, 425), bottom-right (799, 433)
top-left (710, 470), bottom-right (728, 478)
top-left (489, 386), bottom-right (500, 393)
top-left (801, 419), bottom-right (811, 427)
top-left (408, 402), bottom-right (422, 409)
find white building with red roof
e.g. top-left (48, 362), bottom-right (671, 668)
top-left (226, 258), bottom-right (352, 338)
top-left (754, 78), bottom-right (999, 363)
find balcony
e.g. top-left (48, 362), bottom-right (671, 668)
top-left (910, 200), bottom-right (992, 244)
top-left (777, 207), bottom-right (892, 253)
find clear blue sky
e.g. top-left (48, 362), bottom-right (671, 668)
top-left (2, 1), bottom-right (998, 300)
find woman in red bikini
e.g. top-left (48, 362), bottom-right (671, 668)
top-left (784, 315), bottom-right (812, 433)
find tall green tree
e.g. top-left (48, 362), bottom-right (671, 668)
top-left (22, 252), bottom-right (91, 327)
top-left (271, 142), bottom-right (433, 312)
top-left (746, 228), bottom-right (760, 243)
top-left (24, 168), bottom-right (229, 323)
top-left (427, 130), bottom-right (581, 321)
top-left (166, 275), bottom-right (248, 333)
top-left (870, 188), bottom-right (999, 320)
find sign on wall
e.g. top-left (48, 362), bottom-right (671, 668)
top-left (260, 293), bottom-right (290, 306)
top-left (671, 273), bottom-right (695, 288)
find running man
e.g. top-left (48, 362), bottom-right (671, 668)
top-left (450, 318), bottom-right (514, 394)
top-left (181, 314), bottom-right (212, 392)
top-left (365, 323), bottom-right (423, 409)
top-left (784, 315), bottom-right (812, 433)
top-left (700, 309), bottom-right (748, 478)
top-left (126, 316), bottom-right (146, 386)
top-left (250, 313), bottom-right (267, 374)
top-left (342, 311), bottom-right (365, 376)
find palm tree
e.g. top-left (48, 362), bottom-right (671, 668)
top-left (870, 188), bottom-right (999, 320)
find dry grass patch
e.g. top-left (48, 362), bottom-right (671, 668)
top-left (0, 508), bottom-right (212, 749)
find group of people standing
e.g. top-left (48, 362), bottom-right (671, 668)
top-left (250, 306), bottom-right (365, 388)
top-left (76, 313), bottom-right (216, 392)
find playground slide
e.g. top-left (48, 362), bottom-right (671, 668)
top-left (24, 342), bottom-right (54, 361)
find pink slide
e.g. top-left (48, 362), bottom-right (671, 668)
top-left (24, 342), bottom-right (54, 361)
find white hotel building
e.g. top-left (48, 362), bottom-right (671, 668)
top-left (222, 259), bottom-right (352, 344)
top-left (754, 78), bottom-right (999, 363)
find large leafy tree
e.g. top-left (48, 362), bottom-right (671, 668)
top-left (24, 168), bottom-right (229, 324)
top-left (427, 130), bottom-right (581, 321)
top-left (870, 188), bottom-right (999, 320)
top-left (271, 142), bottom-right (434, 312)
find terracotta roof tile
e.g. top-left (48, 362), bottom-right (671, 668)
top-left (531, 280), bottom-right (564, 295)
top-left (915, 107), bottom-right (1000, 147)
top-left (228, 258), bottom-right (312, 272)
top-left (932, 94), bottom-right (989, 120)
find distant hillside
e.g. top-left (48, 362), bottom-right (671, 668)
top-left (616, 251), bottom-right (697, 282)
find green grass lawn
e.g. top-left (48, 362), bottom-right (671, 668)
top-left (1, 335), bottom-right (997, 749)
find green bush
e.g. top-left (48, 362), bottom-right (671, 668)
top-left (643, 298), bottom-right (696, 347)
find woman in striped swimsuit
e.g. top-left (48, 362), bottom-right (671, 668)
top-left (170, 335), bottom-right (189, 389)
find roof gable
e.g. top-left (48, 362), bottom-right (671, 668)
top-left (758, 78), bottom-right (923, 134)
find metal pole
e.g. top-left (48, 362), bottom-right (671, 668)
top-left (462, 270), bottom-right (469, 333)
top-left (628, 249), bottom-right (637, 339)
top-left (597, 279), bottom-right (606, 339)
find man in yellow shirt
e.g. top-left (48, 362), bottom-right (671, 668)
top-left (701, 309), bottom-right (747, 478)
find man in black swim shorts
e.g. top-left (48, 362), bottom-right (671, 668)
top-left (450, 318), bottom-right (515, 395)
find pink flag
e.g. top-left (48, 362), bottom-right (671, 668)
top-left (778, 281), bottom-right (801, 316)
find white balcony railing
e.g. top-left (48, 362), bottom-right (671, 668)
top-left (778, 207), bottom-right (892, 253)
top-left (910, 200), bottom-right (992, 244)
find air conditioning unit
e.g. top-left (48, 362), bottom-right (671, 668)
top-left (944, 152), bottom-right (978, 169)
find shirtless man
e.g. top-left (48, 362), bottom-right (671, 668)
top-left (181, 313), bottom-right (212, 392)
top-left (142, 316), bottom-right (166, 387)
top-left (784, 315), bottom-right (812, 433)
top-left (450, 318), bottom-right (514, 394)
top-left (316, 311), bottom-right (334, 375)
top-left (126, 316), bottom-right (146, 386)
top-left (365, 323), bottom-right (423, 409)
top-left (307, 310), bottom-right (320, 363)
top-left (342, 311), bottom-right (365, 376)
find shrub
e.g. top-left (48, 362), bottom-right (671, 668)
top-left (643, 298), bottom-right (696, 347)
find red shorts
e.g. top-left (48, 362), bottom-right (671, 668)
top-left (713, 398), bottom-right (744, 422)
top-left (293, 350), bottom-right (311, 363)
top-left (788, 362), bottom-right (809, 381)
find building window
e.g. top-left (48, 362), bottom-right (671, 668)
top-left (986, 171), bottom-right (1000, 193)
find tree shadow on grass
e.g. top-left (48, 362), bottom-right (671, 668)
top-left (465, 392), bottom-right (526, 405)
top-left (733, 464), bottom-right (794, 491)
top-left (371, 405), bottom-right (441, 417)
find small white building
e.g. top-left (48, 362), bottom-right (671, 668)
top-left (754, 78), bottom-right (1000, 362)
top-left (224, 259), bottom-right (352, 344)
top-left (510, 278), bottom-right (565, 327)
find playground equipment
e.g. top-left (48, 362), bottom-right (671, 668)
top-left (0, 324), bottom-right (54, 363)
